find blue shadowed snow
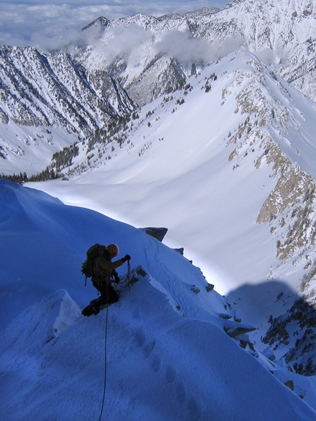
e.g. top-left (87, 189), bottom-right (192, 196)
top-left (1, 179), bottom-right (316, 420)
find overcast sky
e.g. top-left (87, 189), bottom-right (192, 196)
top-left (0, 1), bottom-right (229, 50)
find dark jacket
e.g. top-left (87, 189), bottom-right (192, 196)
top-left (92, 250), bottom-right (123, 303)
top-left (92, 250), bottom-right (124, 285)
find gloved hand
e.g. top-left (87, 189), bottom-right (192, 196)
top-left (113, 271), bottom-right (120, 283)
top-left (121, 254), bottom-right (131, 263)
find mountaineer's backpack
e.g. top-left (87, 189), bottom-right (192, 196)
top-left (81, 243), bottom-right (106, 285)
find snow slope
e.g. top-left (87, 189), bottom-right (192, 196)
top-left (27, 50), bottom-right (316, 298)
top-left (0, 122), bottom-right (77, 176)
top-left (1, 179), bottom-right (316, 420)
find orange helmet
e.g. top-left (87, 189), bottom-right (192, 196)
top-left (106, 243), bottom-right (119, 258)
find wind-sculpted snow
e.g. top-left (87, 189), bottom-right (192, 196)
top-left (1, 278), bottom-right (316, 420)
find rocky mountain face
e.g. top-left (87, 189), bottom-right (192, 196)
top-left (263, 297), bottom-right (316, 377)
top-left (211, 0), bottom-right (316, 101)
top-left (0, 45), bottom-right (135, 135)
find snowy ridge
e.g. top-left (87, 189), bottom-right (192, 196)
top-left (1, 286), bottom-right (315, 420)
top-left (1, 178), bottom-right (316, 419)
top-left (221, 0), bottom-right (316, 101)
top-left (0, 180), bottom-right (316, 419)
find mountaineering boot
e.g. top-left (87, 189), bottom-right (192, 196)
top-left (82, 301), bottom-right (100, 317)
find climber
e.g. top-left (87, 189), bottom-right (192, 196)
top-left (82, 243), bottom-right (131, 316)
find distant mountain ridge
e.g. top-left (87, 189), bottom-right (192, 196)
top-left (0, 0), bottom-right (315, 144)
top-left (75, 0), bottom-right (316, 105)
top-left (0, 45), bottom-right (135, 133)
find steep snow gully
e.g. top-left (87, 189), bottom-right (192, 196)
top-left (1, 180), bottom-right (316, 420)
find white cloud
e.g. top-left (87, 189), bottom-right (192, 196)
top-left (154, 30), bottom-right (243, 65)
top-left (0, 4), bottom-right (87, 49)
top-left (73, 19), bottom-right (243, 72)
top-left (0, 1), bottom-right (229, 49)
top-left (81, 24), bottom-right (154, 69)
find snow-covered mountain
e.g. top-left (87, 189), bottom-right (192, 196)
top-left (23, 47), bottom-right (316, 379)
top-left (1, 0), bottom-right (316, 417)
top-left (75, 0), bottom-right (316, 104)
top-left (0, 44), bottom-right (135, 174)
top-left (1, 0), bottom-right (316, 174)
top-left (29, 49), bottom-right (316, 298)
top-left (1, 179), bottom-right (316, 420)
